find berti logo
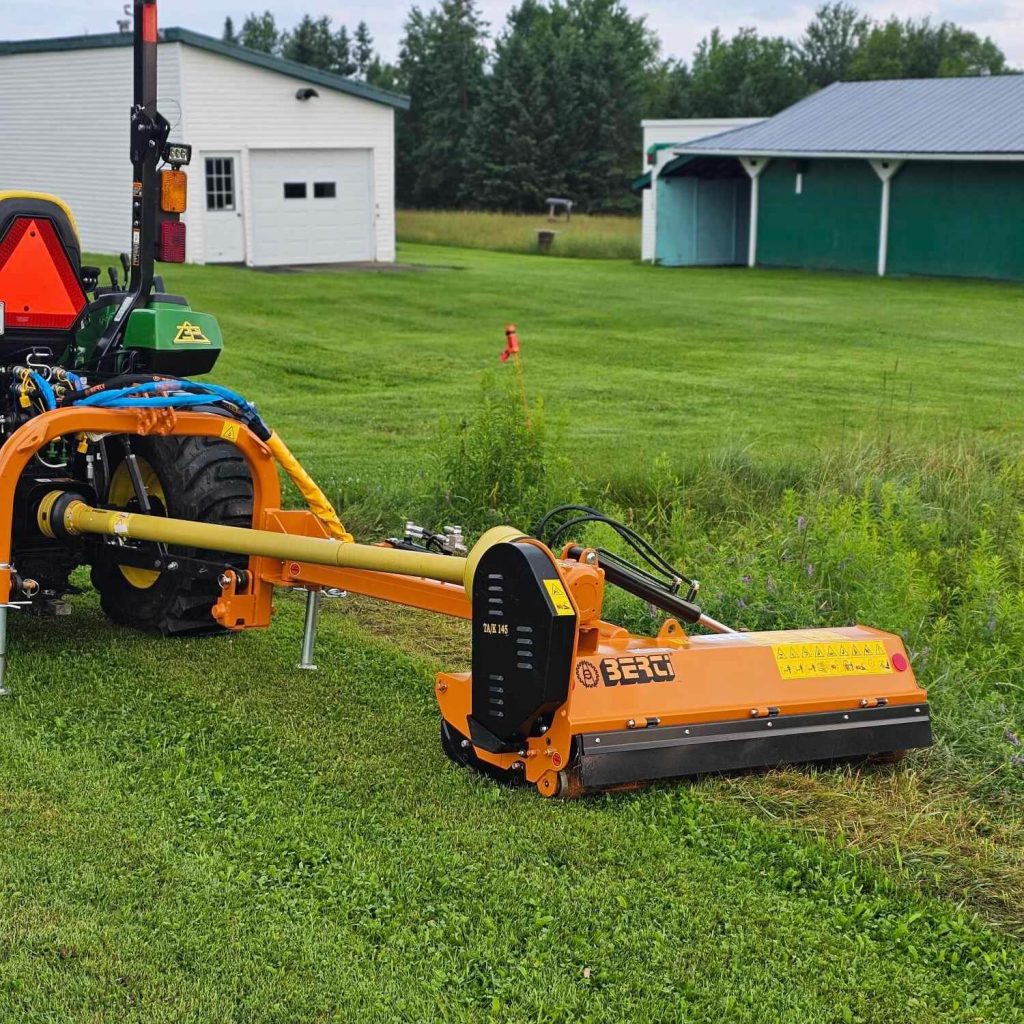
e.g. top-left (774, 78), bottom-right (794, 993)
top-left (600, 654), bottom-right (676, 686)
top-left (173, 321), bottom-right (210, 344)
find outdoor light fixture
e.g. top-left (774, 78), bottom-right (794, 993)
top-left (295, 88), bottom-right (319, 101)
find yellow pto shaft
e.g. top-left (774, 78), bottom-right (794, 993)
top-left (37, 493), bottom-right (520, 592)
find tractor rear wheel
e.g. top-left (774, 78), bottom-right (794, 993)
top-left (90, 434), bottom-right (253, 636)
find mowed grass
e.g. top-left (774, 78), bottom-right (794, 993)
top-left (397, 209), bottom-right (640, 259)
top-left (162, 242), bottom-right (1023, 503)
top-left (1, 246), bottom-right (1023, 1021)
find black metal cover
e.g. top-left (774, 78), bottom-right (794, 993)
top-left (578, 704), bottom-right (932, 791)
top-left (469, 542), bottom-right (577, 753)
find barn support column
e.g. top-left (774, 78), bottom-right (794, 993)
top-left (870, 159), bottom-right (905, 277)
top-left (740, 158), bottom-right (770, 268)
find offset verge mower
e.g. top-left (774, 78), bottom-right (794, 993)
top-left (0, 2), bottom-right (931, 797)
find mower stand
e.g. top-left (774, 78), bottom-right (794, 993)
top-left (298, 588), bottom-right (321, 671)
top-left (0, 604), bottom-right (8, 697)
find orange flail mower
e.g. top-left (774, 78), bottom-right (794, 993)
top-left (0, 2), bottom-right (931, 797)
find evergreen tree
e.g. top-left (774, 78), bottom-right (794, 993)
top-left (334, 26), bottom-right (358, 77)
top-left (396, 1), bottom-right (488, 207)
top-left (462, 1), bottom-right (565, 210)
top-left (354, 22), bottom-right (375, 79)
top-left (239, 11), bottom-right (281, 54)
top-left (282, 15), bottom-right (338, 71)
top-left (558, 0), bottom-right (662, 210)
top-left (799, 2), bottom-right (869, 87)
top-left (366, 57), bottom-right (401, 92)
top-left (222, 16), bottom-right (238, 45)
top-left (464, 0), bottom-right (659, 212)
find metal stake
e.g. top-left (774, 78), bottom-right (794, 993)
top-left (0, 604), bottom-right (9, 697)
top-left (298, 588), bottom-right (320, 671)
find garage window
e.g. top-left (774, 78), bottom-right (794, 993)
top-left (284, 182), bottom-right (308, 199)
top-left (314, 182), bottom-right (337, 198)
top-left (205, 157), bottom-right (236, 211)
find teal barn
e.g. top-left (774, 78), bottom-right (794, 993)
top-left (646, 77), bottom-right (1024, 280)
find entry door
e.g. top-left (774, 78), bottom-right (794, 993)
top-left (249, 149), bottom-right (374, 266)
top-left (203, 153), bottom-right (245, 263)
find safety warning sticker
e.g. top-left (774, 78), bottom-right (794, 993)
top-left (773, 639), bottom-right (893, 679)
top-left (220, 421), bottom-right (241, 442)
top-left (543, 578), bottom-right (575, 616)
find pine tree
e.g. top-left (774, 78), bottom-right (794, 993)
top-left (334, 26), bottom-right (358, 77)
top-left (462, 1), bottom-right (566, 210)
top-left (282, 15), bottom-right (337, 71)
top-left (366, 57), bottom-right (401, 91)
top-left (463, 0), bottom-right (658, 212)
top-left (354, 22), bottom-right (375, 79)
top-left (222, 16), bottom-right (238, 45)
top-left (396, 1), bottom-right (488, 207)
top-left (239, 11), bottom-right (281, 54)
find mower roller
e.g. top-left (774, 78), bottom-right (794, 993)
top-left (0, 2), bottom-right (931, 797)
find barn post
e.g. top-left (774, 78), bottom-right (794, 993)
top-left (870, 159), bottom-right (905, 277)
top-left (740, 157), bottom-right (769, 268)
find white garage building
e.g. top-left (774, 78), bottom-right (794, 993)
top-left (0, 28), bottom-right (408, 266)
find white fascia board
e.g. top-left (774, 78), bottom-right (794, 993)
top-left (670, 148), bottom-right (1024, 163)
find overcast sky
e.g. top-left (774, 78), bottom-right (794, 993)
top-left (3, 1), bottom-right (1023, 66)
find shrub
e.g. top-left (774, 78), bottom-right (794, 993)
top-left (424, 371), bottom-right (579, 535)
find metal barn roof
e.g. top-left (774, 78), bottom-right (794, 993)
top-left (679, 77), bottom-right (1024, 159)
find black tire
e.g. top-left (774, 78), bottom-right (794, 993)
top-left (90, 434), bottom-right (253, 636)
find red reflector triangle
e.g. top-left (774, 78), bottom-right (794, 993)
top-left (0, 217), bottom-right (86, 330)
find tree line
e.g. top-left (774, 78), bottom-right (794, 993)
top-left (223, 2), bottom-right (1015, 213)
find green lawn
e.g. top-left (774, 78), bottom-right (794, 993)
top-left (2, 247), bottom-right (1024, 1021)
top-left (180, 244), bottom-right (1022, 495)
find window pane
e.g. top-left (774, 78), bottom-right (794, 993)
top-left (284, 182), bottom-right (308, 199)
top-left (205, 157), bottom-right (236, 212)
top-left (314, 181), bottom-right (337, 199)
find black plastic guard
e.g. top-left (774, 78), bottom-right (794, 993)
top-left (578, 704), bottom-right (932, 791)
top-left (469, 541), bottom-right (577, 752)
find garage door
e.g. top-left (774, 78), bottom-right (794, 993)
top-left (249, 149), bottom-right (374, 266)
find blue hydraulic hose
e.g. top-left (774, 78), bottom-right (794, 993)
top-left (30, 372), bottom-right (57, 411)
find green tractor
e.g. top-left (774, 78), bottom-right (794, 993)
top-left (0, 2), bottom-right (252, 652)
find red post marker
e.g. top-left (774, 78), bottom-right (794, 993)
top-left (500, 324), bottom-right (520, 363)
top-left (142, 3), bottom-right (159, 42)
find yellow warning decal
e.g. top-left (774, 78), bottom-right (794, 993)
top-left (220, 421), bottom-right (241, 443)
top-left (174, 321), bottom-right (210, 344)
top-left (543, 578), bottom-right (575, 616)
top-left (773, 640), bottom-right (893, 679)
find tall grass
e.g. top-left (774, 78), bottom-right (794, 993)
top-left (413, 375), bottom-right (1024, 803)
top-left (397, 208), bottom-right (640, 259)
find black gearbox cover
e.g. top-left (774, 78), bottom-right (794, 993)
top-left (469, 541), bottom-right (577, 753)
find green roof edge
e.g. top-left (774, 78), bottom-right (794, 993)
top-left (0, 27), bottom-right (410, 111)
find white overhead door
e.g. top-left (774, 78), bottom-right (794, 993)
top-left (249, 149), bottom-right (374, 266)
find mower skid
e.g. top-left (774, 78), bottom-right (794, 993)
top-left (575, 703), bottom-right (933, 792)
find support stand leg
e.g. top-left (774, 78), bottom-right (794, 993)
top-left (0, 605), bottom-right (9, 697)
top-left (298, 588), bottom-right (320, 671)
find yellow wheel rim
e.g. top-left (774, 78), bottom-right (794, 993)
top-left (108, 457), bottom-right (166, 589)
